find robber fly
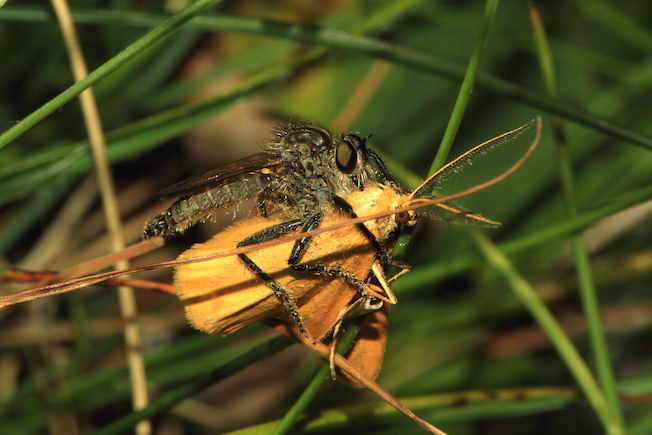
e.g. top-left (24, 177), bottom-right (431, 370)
top-left (143, 122), bottom-right (392, 238)
top-left (143, 121), bottom-right (505, 337)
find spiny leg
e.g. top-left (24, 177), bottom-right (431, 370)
top-left (282, 211), bottom-right (383, 333)
top-left (236, 219), bottom-right (312, 337)
top-left (332, 196), bottom-right (410, 270)
top-left (289, 196), bottom-right (408, 309)
top-left (288, 195), bottom-right (407, 270)
top-left (291, 263), bottom-right (370, 297)
top-left (238, 211), bottom-right (346, 338)
top-left (287, 212), bottom-right (322, 265)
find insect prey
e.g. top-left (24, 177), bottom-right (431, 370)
top-left (170, 119), bottom-right (539, 385)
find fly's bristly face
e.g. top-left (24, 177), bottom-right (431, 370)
top-left (263, 123), bottom-right (376, 217)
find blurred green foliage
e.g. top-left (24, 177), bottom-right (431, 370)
top-left (1, 1), bottom-right (651, 434)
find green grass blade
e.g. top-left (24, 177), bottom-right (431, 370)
top-left (94, 335), bottom-right (294, 435)
top-left (2, 7), bottom-right (651, 150)
top-left (467, 228), bottom-right (622, 435)
top-left (430, 0), bottom-right (500, 174)
top-left (529, 3), bottom-right (625, 430)
top-left (0, 0), bottom-right (226, 149)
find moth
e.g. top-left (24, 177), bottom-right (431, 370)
top-left (172, 120), bottom-right (538, 385)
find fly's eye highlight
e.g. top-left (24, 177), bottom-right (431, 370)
top-left (336, 138), bottom-right (358, 174)
top-left (395, 210), bottom-right (411, 224)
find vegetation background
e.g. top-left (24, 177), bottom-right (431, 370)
top-left (0, 0), bottom-right (651, 434)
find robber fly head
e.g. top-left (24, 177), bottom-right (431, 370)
top-left (270, 123), bottom-right (378, 195)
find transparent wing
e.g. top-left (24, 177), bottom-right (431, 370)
top-left (159, 152), bottom-right (284, 200)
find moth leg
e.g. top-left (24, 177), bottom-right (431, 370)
top-left (386, 266), bottom-right (411, 285)
top-left (326, 293), bottom-right (385, 380)
top-left (370, 262), bottom-right (397, 304)
top-left (236, 219), bottom-right (312, 337)
top-left (328, 297), bottom-right (365, 379)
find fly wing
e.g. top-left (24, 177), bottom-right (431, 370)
top-left (420, 199), bottom-right (500, 227)
top-left (159, 152), bottom-right (284, 200)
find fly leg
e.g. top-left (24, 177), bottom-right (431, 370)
top-left (285, 213), bottom-right (369, 294)
top-left (292, 196), bottom-right (411, 302)
top-left (236, 219), bottom-right (312, 336)
top-left (332, 196), bottom-right (411, 271)
top-left (287, 212), bottom-right (322, 264)
top-left (288, 197), bottom-right (405, 306)
top-left (239, 211), bottom-right (348, 339)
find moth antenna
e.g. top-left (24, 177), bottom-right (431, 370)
top-left (416, 199), bottom-right (501, 227)
top-left (412, 119), bottom-right (536, 199)
top-left (407, 117), bottom-right (541, 213)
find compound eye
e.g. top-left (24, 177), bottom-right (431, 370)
top-left (336, 139), bottom-right (357, 174)
top-left (395, 210), bottom-right (411, 224)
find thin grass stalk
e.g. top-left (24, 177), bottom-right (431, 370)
top-left (467, 228), bottom-right (623, 435)
top-left (429, 0), bottom-right (500, 174)
top-left (529, 3), bottom-right (625, 430)
top-left (50, 0), bottom-right (151, 432)
top-left (2, 7), bottom-right (652, 150)
top-left (392, 0), bottom-right (500, 262)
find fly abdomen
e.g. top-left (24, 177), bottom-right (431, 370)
top-left (143, 176), bottom-right (273, 239)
